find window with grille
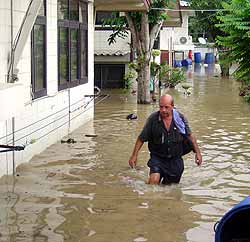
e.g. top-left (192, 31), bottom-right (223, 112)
top-left (58, 0), bottom-right (88, 90)
top-left (31, 0), bottom-right (47, 99)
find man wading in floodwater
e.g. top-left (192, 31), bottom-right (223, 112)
top-left (128, 94), bottom-right (202, 185)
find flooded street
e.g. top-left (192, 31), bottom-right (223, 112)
top-left (1, 65), bottom-right (250, 242)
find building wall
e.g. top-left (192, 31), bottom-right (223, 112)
top-left (94, 30), bottom-right (131, 56)
top-left (0, 0), bottom-right (94, 177)
top-left (94, 30), bottom-right (131, 88)
top-left (160, 13), bottom-right (194, 52)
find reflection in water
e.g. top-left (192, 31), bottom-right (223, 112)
top-left (0, 65), bottom-right (250, 242)
top-left (194, 63), bottom-right (202, 74)
top-left (204, 64), bottom-right (215, 76)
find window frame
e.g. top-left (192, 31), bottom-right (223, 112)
top-left (31, 2), bottom-right (47, 99)
top-left (58, 0), bottom-right (88, 91)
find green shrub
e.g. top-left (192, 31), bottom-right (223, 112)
top-left (158, 62), bottom-right (185, 88)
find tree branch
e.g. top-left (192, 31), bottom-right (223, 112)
top-left (125, 12), bottom-right (142, 54)
top-left (149, 21), bottom-right (163, 51)
top-left (140, 12), bottom-right (149, 54)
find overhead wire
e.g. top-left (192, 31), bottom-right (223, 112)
top-left (189, 11), bottom-right (219, 23)
top-left (0, 93), bottom-right (107, 144)
top-left (0, 96), bottom-right (91, 143)
top-left (35, 94), bottom-right (109, 143)
top-left (2, 93), bottom-right (109, 147)
top-left (151, 8), bottom-right (229, 12)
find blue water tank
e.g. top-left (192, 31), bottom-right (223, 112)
top-left (181, 58), bottom-right (192, 67)
top-left (215, 196), bottom-right (250, 242)
top-left (204, 53), bottom-right (215, 64)
top-left (174, 60), bottom-right (182, 67)
top-left (194, 52), bottom-right (201, 63)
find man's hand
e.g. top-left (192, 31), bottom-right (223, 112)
top-left (128, 138), bottom-right (144, 168)
top-left (128, 155), bottom-right (137, 168)
top-left (195, 152), bottom-right (202, 166)
top-left (188, 134), bottom-right (202, 166)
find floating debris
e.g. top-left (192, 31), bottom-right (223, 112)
top-left (138, 202), bottom-right (149, 209)
top-left (134, 236), bottom-right (148, 242)
top-left (85, 134), bottom-right (98, 137)
top-left (47, 172), bottom-right (56, 178)
top-left (181, 83), bottom-right (192, 96)
top-left (61, 138), bottom-right (76, 144)
top-left (126, 113), bottom-right (138, 120)
top-left (88, 230), bottom-right (96, 237)
top-left (87, 207), bottom-right (96, 214)
top-left (181, 83), bottom-right (191, 90)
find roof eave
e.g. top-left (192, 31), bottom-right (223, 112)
top-left (94, 0), bottom-right (151, 12)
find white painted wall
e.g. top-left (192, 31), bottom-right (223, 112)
top-left (160, 12), bottom-right (194, 52)
top-left (0, 1), bottom-right (11, 83)
top-left (0, 0), bottom-right (94, 177)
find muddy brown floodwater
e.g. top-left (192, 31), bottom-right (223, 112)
top-left (0, 65), bottom-right (250, 242)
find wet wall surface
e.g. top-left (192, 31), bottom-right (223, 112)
top-left (0, 65), bottom-right (250, 242)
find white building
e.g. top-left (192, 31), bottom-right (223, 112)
top-left (159, 0), bottom-right (195, 65)
top-left (0, 0), bottom-right (150, 177)
top-left (93, 0), bottom-right (194, 89)
top-left (94, 11), bottom-right (132, 89)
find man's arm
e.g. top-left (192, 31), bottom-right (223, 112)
top-left (188, 133), bottom-right (202, 166)
top-left (128, 137), bottom-right (144, 168)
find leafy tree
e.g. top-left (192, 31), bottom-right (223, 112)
top-left (216, 0), bottom-right (250, 102)
top-left (104, 0), bottom-right (173, 104)
top-left (189, 0), bottom-right (225, 42)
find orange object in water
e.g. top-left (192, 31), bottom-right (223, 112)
top-left (188, 50), bottom-right (192, 60)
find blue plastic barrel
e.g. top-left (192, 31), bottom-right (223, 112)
top-left (181, 58), bottom-right (192, 67)
top-left (194, 52), bottom-right (201, 63)
top-left (174, 60), bottom-right (182, 67)
top-left (215, 196), bottom-right (250, 242)
top-left (204, 53), bottom-right (215, 64)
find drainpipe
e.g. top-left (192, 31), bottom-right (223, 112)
top-left (10, 0), bottom-right (15, 175)
top-left (7, 0), bottom-right (43, 83)
top-left (10, 0), bottom-right (14, 83)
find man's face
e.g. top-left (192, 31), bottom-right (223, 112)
top-left (159, 98), bottom-right (173, 118)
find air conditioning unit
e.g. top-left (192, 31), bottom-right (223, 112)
top-left (179, 36), bottom-right (187, 44)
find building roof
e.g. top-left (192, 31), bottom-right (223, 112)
top-left (162, 0), bottom-right (182, 27)
top-left (94, 0), bottom-right (151, 11)
top-left (162, 0), bottom-right (193, 27)
top-left (94, 50), bottom-right (130, 56)
top-left (94, 30), bottom-right (131, 57)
